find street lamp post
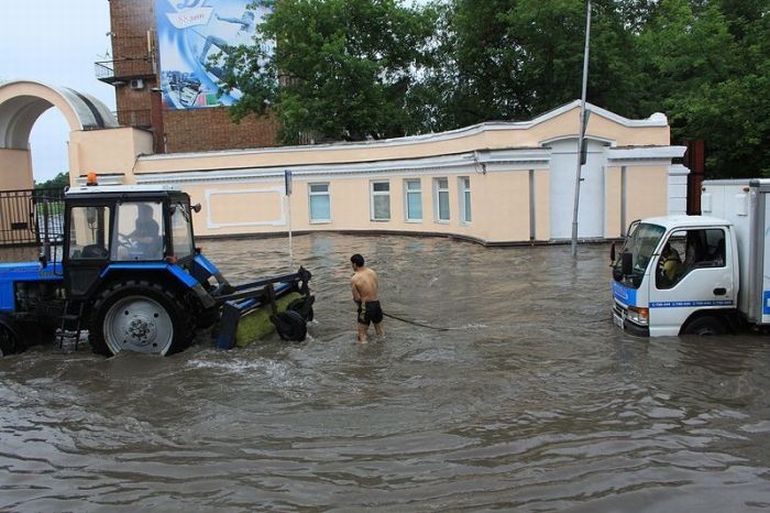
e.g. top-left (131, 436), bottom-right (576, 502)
top-left (571, 0), bottom-right (592, 257)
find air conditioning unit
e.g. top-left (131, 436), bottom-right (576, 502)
top-left (129, 78), bottom-right (145, 90)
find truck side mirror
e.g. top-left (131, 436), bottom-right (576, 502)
top-left (610, 242), bottom-right (616, 263)
top-left (192, 203), bottom-right (202, 213)
top-left (621, 252), bottom-right (633, 276)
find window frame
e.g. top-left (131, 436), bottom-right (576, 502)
top-left (370, 180), bottom-right (391, 221)
top-left (459, 176), bottom-right (472, 224)
top-left (404, 178), bottom-right (423, 222)
top-left (308, 182), bottom-right (332, 224)
top-left (434, 177), bottom-right (450, 223)
top-left (67, 205), bottom-right (112, 260)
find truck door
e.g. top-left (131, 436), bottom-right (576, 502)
top-left (648, 227), bottom-right (733, 336)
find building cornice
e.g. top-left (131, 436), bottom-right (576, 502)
top-left (137, 100), bottom-right (668, 164)
top-left (607, 145), bottom-right (686, 162)
top-left (135, 148), bottom-right (552, 184)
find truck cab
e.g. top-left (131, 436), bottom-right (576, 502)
top-left (611, 215), bottom-right (737, 336)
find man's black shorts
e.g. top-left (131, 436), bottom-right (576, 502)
top-left (357, 300), bottom-right (383, 325)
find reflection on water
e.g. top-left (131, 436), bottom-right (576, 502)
top-left (2, 234), bottom-right (770, 512)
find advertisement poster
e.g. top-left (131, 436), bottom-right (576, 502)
top-left (155, 0), bottom-right (271, 109)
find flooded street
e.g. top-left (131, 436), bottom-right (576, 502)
top-left (2, 233), bottom-right (770, 512)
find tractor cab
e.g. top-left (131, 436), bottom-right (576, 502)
top-left (62, 184), bottom-right (197, 298)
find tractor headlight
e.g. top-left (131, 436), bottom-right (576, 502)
top-left (627, 306), bottom-right (649, 326)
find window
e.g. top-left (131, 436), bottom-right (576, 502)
top-left (404, 179), bottom-right (422, 221)
top-left (68, 206), bottom-right (111, 259)
top-left (309, 183), bottom-right (331, 222)
top-left (459, 176), bottom-right (471, 223)
top-left (113, 202), bottom-right (165, 261)
top-left (371, 181), bottom-right (390, 221)
top-left (170, 202), bottom-right (194, 260)
top-left (656, 228), bottom-right (726, 289)
top-left (434, 177), bottom-right (450, 222)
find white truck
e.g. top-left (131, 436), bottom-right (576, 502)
top-left (611, 178), bottom-right (770, 336)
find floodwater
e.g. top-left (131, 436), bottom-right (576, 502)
top-left (2, 234), bottom-right (770, 512)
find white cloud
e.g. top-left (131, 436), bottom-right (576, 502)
top-left (0, 0), bottom-right (114, 182)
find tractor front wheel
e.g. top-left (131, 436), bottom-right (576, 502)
top-left (89, 281), bottom-right (194, 356)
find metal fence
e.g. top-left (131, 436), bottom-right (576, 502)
top-left (0, 188), bottom-right (65, 247)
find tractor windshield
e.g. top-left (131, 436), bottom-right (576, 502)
top-left (612, 222), bottom-right (665, 288)
top-left (170, 202), bottom-right (194, 260)
top-left (113, 202), bottom-right (165, 261)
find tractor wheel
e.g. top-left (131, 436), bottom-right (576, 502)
top-left (89, 281), bottom-right (194, 356)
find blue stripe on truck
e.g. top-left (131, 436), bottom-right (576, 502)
top-left (650, 300), bottom-right (734, 308)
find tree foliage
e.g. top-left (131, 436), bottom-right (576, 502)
top-left (219, 0), bottom-right (437, 143)
top-left (34, 171), bottom-right (69, 189)
top-left (220, 0), bottom-right (770, 177)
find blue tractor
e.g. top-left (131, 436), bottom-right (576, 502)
top-left (0, 183), bottom-right (313, 357)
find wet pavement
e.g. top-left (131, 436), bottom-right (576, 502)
top-left (2, 233), bottom-right (770, 512)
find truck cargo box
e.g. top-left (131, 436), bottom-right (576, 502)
top-left (702, 179), bottom-right (770, 324)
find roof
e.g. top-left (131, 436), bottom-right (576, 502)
top-left (641, 215), bottom-right (732, 230)
top-left (65, 184), bottom-right (181, 196)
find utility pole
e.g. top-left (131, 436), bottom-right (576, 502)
top-left (571, 0), bottom-right (592, 257)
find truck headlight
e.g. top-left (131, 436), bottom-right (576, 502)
top-left (627, 306), bottom-right (649, 326)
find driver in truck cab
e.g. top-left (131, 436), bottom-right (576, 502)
top-left (657, 242), bottom-right (682, 288)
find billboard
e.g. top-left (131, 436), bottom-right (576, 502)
top-left (155, 0), bottom-right (271, 109)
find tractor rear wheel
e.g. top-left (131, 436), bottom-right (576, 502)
top-left (89, 281), bottom-right (194, 356)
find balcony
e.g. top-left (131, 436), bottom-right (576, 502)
top-left (95, 57), bottom-right (155, 84)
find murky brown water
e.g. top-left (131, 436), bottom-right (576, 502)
top-left (2, 234), bottom-right (770, 512)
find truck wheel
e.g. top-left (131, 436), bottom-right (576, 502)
top-left (89, 281), bottom-right (194, 356)
top-left (682, 316), bottom-right (726, 336)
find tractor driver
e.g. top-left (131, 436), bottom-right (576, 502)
top-left (130, 203), bottom-right (162, 259)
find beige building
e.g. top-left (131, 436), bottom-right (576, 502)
top-left (0, 80), bottom-right (687, 245)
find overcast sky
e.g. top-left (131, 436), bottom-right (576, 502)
top-left (0, 1), bottom-right (114, 182)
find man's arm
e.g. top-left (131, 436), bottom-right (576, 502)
top-left (351, 278), bottom-right (361, 303)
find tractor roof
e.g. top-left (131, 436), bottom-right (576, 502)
top-left (65, 184), bottom-right (184, 198)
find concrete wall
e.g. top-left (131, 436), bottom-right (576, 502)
top-left (0, 149), bottom-right (33, 191)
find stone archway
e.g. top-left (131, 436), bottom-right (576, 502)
top-left (0, 80), bottom-right (117, 190)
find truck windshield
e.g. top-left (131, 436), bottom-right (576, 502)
top-left (613, 222), bottom-right (665, 287)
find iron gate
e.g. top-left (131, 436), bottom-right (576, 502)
top-left (0, 188), bottom-right (65, 246)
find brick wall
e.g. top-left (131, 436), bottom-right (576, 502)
top-left (108, 0), bottom-right (279, 153)
top-left (164, 109), bottom-right (281, 153)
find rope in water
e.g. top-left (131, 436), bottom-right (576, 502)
top-left (382, 312), bottom-right (468, 331)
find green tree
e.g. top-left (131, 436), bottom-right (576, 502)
top-left (220, 0), bottom-right (438, 144)
top-left (638, 0), bottom-right (770, 177)
top-left (35, 171), bottom-right (69, 190)
top-left (423, 0), bottom-right (648, 128)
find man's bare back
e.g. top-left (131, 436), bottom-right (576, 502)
top-left (350, 254), bottom-right (384, 342)
top-left (351, 267), bottom-right (379, 302)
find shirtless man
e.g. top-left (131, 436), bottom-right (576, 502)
top-left (350, 254), bottom-right (384, 342)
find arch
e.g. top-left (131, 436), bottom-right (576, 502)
top-left (0, 80), bottom-right (117, 150)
